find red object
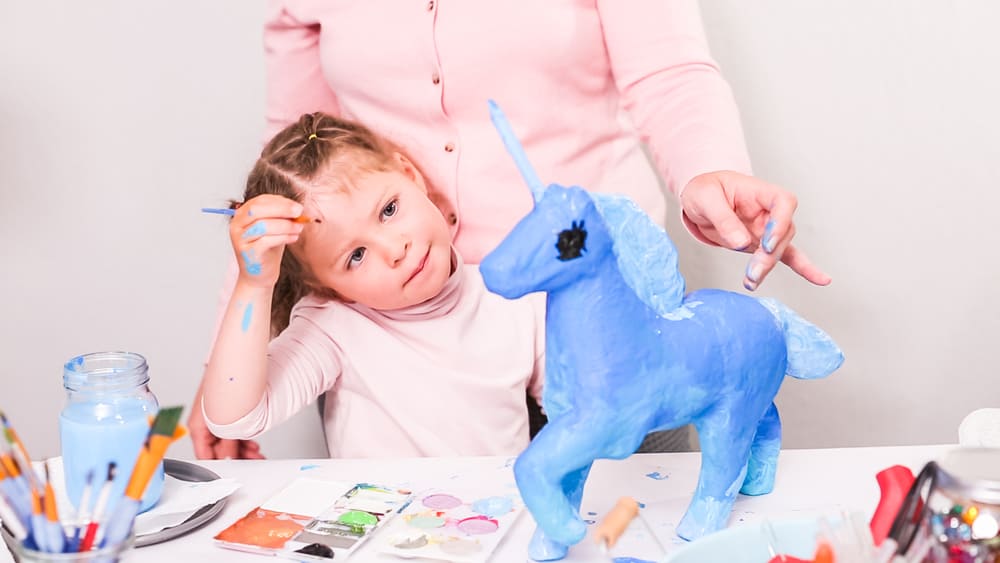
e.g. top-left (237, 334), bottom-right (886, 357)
top-left (766, 541), bottom-right (834, 563)
top-left (77, 521), bottom-right (99, 552)
top-left (870, 465), bottom-right (916, 546)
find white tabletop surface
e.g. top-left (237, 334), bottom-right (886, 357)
top-left (0, 444), bottom-right (954, 563)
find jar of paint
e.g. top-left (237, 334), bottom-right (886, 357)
top-left (59, 352), bottom-right (163, 514)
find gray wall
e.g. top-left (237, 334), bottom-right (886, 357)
top-left (1, 1), bottom-right (995, 460)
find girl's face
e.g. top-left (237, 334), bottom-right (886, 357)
top-left (293, 154), bottom-right (454, 310)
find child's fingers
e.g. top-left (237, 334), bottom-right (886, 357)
top-left (233, 195), bottom-right (304, 226)
top-left (780, 246), bottom-right (832, 286)
top-left (238, 219), bottom-right (304, 244)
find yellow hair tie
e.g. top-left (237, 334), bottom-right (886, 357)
top-left (308, 133), bottom-right (318, 141)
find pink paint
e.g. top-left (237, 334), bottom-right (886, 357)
top-left (422, 493), bottom-right (462, 509)
top-left (457, 515), bottom-right (499, 535)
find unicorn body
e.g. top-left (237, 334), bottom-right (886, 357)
top-left (480, 184), bottom-right (843, 561)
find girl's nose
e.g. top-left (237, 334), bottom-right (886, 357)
top-left (376, 232), bottom-right (409, 265)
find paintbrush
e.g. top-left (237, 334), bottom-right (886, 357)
top-left (68, 469), bottom-right (94, 552)
top-left (200, 207), bottom-right (317, 223)
top-left (0, 485), bottom-right (28, 543)
top-left (78, 462), bottom-right (115, 552)
top-left (0, 453), bottom-right (31, 528)
top-left (0, 412), bottom-right (39, 492)
top-left (99, 407), bottom-right (186, 549)
top-left (42, 461), bottom-right (66, 553)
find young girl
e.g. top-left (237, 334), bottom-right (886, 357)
top-left (202, 112), bottom-right (544, 458)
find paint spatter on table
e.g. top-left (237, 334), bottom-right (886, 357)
top-left (645, 471), bottom-right (669, 480)
top-left (299, 464), bottom-right (320, 471)
top-left (612, 558), bottom-right (657, 563)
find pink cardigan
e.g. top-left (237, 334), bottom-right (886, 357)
top-left (261, 0), bottom-right (753, 263)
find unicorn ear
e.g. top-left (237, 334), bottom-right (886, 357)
top-left (488, 100), bottom-right (547, 203)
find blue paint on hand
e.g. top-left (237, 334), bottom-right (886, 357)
top-left (763, 220), bottom-right (777, 253)
top-left (241, 250), bottom-right (262, 276)
top-left (645, 471), bottom-right (669, 481)
top-left (241, 302), bottom-right (253, 333)
top-left (243, 221), bottom-right (267, 239)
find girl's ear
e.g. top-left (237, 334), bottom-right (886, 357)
top-left (393, 152), bottom-right (428, 193)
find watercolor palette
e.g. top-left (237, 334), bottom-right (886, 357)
top-left (377, 488), bottom-right (523, 562)
top-left (214, 478), bottom-right (411, 561)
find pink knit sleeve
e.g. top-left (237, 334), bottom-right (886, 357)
top-left (263, 0), bottom-right (341, 141)
top-left (205, 311), bottom-right (343, 439)
top-left (597, 0), bottom-right (753, 199)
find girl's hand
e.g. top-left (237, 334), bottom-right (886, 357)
top-left (229, 195), bottom-right (306, 289)
top-left (680, 171), bottom-right (832, 291)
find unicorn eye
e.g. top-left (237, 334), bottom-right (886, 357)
top-left (555, 220), bottom-right (587, 261)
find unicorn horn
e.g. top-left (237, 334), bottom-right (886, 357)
top-left (488, 99), bottom-right (546, 202)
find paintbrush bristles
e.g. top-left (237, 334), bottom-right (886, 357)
top-left (106, 461), bottom-right (116, 483)
top-left (149, 407), bottom-right (183, 438)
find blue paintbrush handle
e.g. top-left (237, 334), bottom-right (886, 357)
top-left (99, 496), bottom-right (137, 550)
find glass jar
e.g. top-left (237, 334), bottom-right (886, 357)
top-left (59, 352), bottom-right (163, 515)
top-left (890, 448), bottom-right (1000, 562)
top-left (1, 525), bottom-right (133, 563)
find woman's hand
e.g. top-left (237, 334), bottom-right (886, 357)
top-left (230, 195), bottom-right (306, 289)
top-left (680, 171), bottom-right (832, 291)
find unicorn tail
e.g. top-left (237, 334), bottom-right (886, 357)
top-left (757, 297), bottom-right (844, 379)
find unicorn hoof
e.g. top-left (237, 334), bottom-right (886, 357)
top-left (528, 527), bottom-right (569, 561)
top-left (676, 512), bottom-right (723, 542)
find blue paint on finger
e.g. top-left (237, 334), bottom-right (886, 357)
top-left (763, 220), bottom-right (777, 253)
top-left (241, 302), bottom-right (253, 333)
top-left (243, 222), bottom-right (267, 239)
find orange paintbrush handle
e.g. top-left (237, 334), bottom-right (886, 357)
top-left (123, 425), bottom-right (188, 500)
top-left (594, 497), bottom-right (640, 549)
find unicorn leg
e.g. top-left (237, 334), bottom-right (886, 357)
top-left (676, 412), bottom-right (756, 541)
top-left (741, 402), bottom-right (782, 495)
top-left (528, 464), bottom-right (593, 561)
top-left (515, 416), bottom-right (606, 548)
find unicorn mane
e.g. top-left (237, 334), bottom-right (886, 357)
top-left (590, 193), bottom-right (686, 316)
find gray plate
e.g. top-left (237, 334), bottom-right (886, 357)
top-left (134, 458), bottom-right (229, 548)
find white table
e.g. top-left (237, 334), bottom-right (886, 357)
top-left (1, 445), bottom-right (953, 563)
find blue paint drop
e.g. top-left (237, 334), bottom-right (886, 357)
top-left (638, 502), bottom-right (646, 509)
top-left (243, 221), bottom-right (267, 238)
top-left (612, 558), bottom-right (656, 563)
top-left (241, 302), bottom-right (253, 333)
top-left (645, 471), bottom-right (669, 481)
top-left (584, 519), bottom-right (595, 525)
top-left (587, 511), bottom-right (597, 516)
top-left (241, 250), bottom-right (262, 276)
top-left (300, 464), bottom-right (320, 471)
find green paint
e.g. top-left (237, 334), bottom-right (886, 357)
top-left (338, 510), bottom-right (377, 528)
top-left (408, 515), bottom-right (446, 529)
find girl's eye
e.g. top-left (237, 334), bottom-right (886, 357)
top-left (348, 248), bottom-right (366, 268)
top-left (381, 199), bottom-right (398, 219)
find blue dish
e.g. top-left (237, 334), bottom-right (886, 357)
top-left (663, 518), bottom-right (819, 563)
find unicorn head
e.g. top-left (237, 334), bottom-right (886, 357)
top-left (480, 100), bottom-right (686, 315)
top-left (480, 183), bottom-right (615, 299)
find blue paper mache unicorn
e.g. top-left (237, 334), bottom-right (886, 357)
top-left (479, 101), bottom-right (845, 561)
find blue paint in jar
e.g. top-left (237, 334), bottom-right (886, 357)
top-left (59, 352), bottom-right (164, 515)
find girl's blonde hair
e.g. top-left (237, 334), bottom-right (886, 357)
top-left (243, 112), bottom-right (436, 335)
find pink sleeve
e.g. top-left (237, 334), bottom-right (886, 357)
top-left (205, 312), bottom-right (343, 439)
top-left (263, 0), bottom-right (341, 141)
top-left (598, 0), bottom-right (753, 199)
